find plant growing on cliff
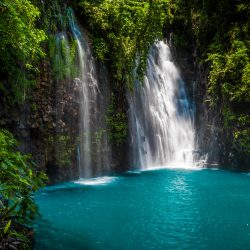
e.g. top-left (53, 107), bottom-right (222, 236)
top-left (79, 0), bottom-right (173, 87)
top-left (106, 94), bottom-right (128, 146)
top-left (207, 40), bottom-right (250, 156)
top-left (48, 34), bottom-right (79, 81)
top-left (171, 0), bottom-right (250, 163)
top-left (46, 134), bottom-right (77, 167)
top-left (0, 129), bottom-right (47, 249)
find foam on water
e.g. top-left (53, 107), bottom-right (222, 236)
top-left (141, 164), bottom-right (203, 172)
top-left (74, 176), bottom-right (118, 186)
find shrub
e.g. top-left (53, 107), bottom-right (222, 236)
top-left (0, 129), bottom-right (47, 249)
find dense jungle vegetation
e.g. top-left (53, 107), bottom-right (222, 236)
top-left (0, 0), bottom-right (249, 248)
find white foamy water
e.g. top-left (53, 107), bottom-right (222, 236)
top-left (67, 9), bottom-right (110, 178)
top-left (74, 176), bottom-right (118, 186)
top-left (141, 164), bottom-right (202, 172)
top-left (129, 41), bottom-right (197, 170)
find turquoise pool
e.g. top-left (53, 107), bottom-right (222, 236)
top-left (34, 168), bottom-right (250, 249)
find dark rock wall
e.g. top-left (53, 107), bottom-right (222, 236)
top-left (0, 59), bottom-right (80, 183)
top-left (194, 63), bottom-right (225, 166)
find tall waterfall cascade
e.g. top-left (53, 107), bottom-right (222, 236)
top-left (68, 10), bottom-right (110, 178)
top-left (53, 9), bottom-right (110, 178)
top-left (129, 41), bottom-right (197, 170)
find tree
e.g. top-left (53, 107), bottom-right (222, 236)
top-left (0, 0), bottom-right (46, 72)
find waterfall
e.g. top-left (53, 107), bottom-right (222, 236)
top-left (50, 8), bottom-right (111, 178)
top-left (129, 41), bottom-right (196, 169)
top-left (67, 9), bottom-right (111, 178)
top-left (68, 10), bottom-right (93, 177)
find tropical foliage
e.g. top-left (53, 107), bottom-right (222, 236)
top-left (0, 130), bottom-right (47, 249)
top-left (0, 0), bottom-right (46, 71)
top-left (0, 0), bottom-right (46, 103)
top-left (79, 0), bottom-right (172, 86)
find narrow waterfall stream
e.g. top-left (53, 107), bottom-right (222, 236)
top-left (68, 10), bottom-right (95, 177)
top-left (68, 10), bottom-right (111, 178)
top-left (51, 9), bottom-right (111, 178)
top-left (129, 41), bottom-right (196, 169)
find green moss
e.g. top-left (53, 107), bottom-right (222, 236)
top-left (106, 94), bottom-right (128, 146)
top-left (47, 134), bottom-right (76, 167)
top-left (93, 129), bottom-right (107, 145)
top-left (49, 35), bottom-right (78, 80)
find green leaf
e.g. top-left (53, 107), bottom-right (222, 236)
top-left (3, 220), bottom-right (11, 235)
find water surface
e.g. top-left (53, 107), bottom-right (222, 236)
top-left (35, 168), bottom-right (250, 249)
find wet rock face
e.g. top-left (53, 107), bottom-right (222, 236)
top-left (194, 63), bottom-right (224, 165)
top-left (194, 63), bottom-right (247, 169)
top-left (28, 60), bottom-right (80, 183)
top-left (0, 59), bottom-right (81, 183)
top-left (31, 61), bottom-right (79, 182)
